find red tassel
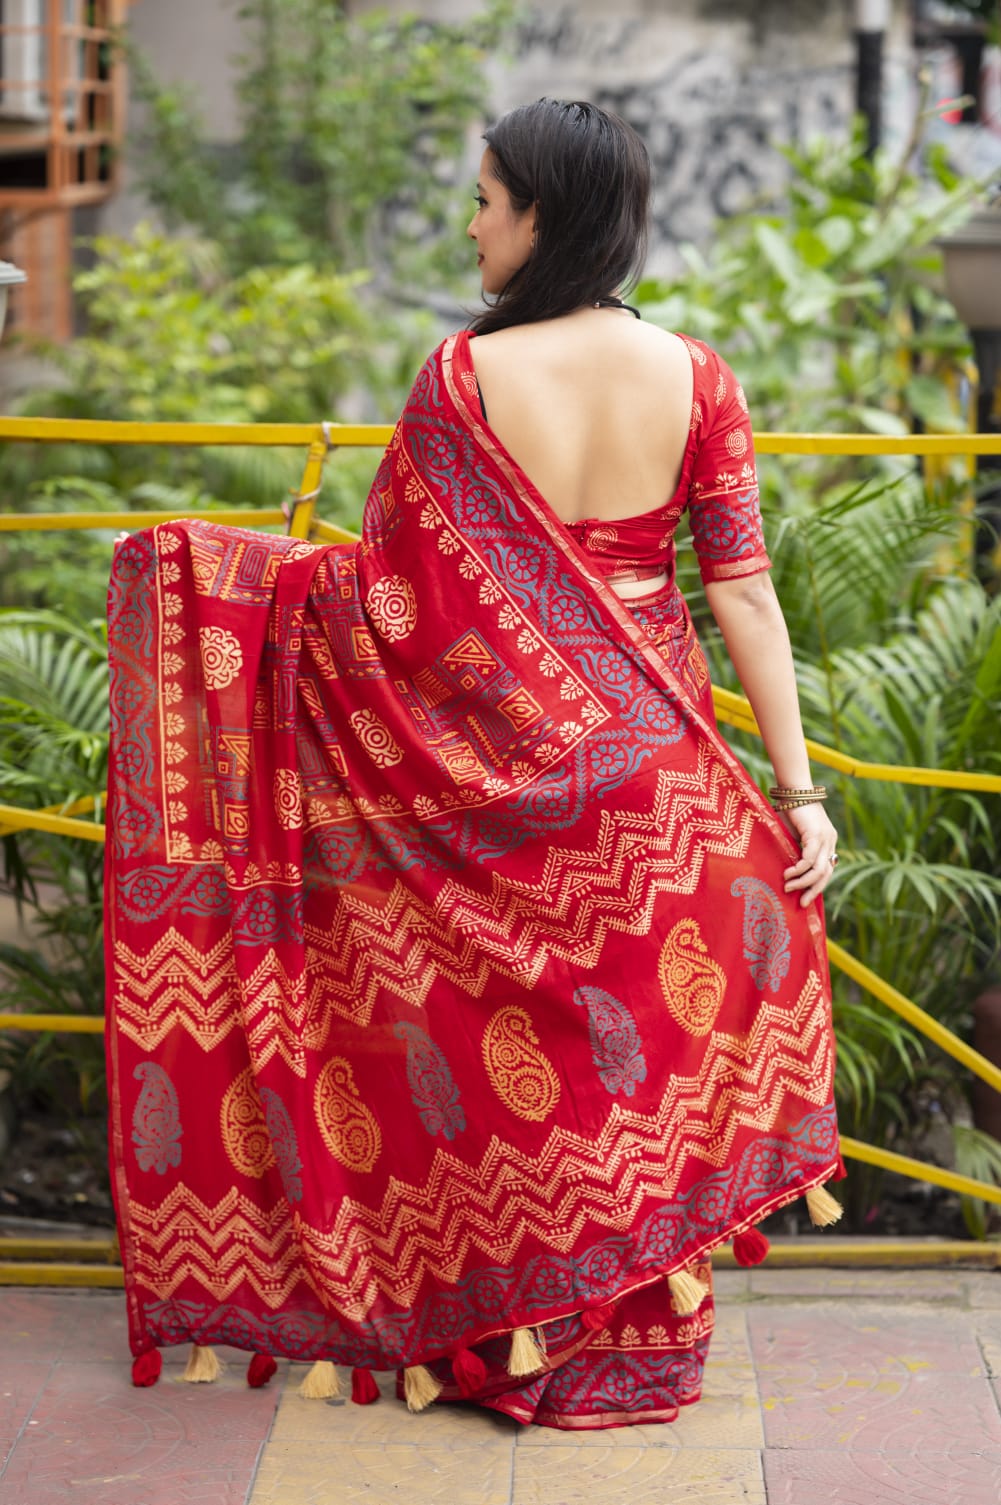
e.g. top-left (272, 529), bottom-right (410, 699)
top-left (351, 1366), bottom-right (381, 1405)
top-left (451, 1345), bottom-right (487, 1398)
top-left (733, 1227), bottom-right (771, 1267)
top-left (581, 1303), bottom-right (615, 1332)
top-left (131, 1349), bottom-right (162, 1387)
top-left (247, 1352), bottom-right (277, 1388)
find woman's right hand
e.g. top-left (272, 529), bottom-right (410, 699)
top-left (778, 802), bottom-right (838, 907)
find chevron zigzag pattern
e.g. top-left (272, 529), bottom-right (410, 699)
top-left (127, 971), bottom-right (830, 1319)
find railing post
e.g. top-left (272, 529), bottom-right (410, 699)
top-left (286, 434), bottom-right (331, 539)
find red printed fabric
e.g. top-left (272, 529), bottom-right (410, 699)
top-left (564, 335), bottom-right (770, 587)
top-left (105, 330), bottom-right (841, 1428)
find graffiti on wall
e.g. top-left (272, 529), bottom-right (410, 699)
top-left (507, 7), bottom-right (852, 252)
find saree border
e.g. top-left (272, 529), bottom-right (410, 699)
top-left (440, 330), bottom-right (828, 965)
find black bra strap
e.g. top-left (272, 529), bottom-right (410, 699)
top-left (595, 296), bottom-right (641, 319)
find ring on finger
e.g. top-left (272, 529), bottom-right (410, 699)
top-left (829, 853), bottom-right (839, 867)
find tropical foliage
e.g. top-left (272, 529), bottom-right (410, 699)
top-left (0, 611), bottom-right (108, 1111)
top-left (127, 0), bottom-right (514, 288)
top-left (643, 123), bottom-right (1001, 1228)
top-left (2, 103), bottom-right (1000, 1228)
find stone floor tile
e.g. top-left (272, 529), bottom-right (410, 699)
top-left (0, 1361), bottom-right (50, 1471)
top-left (762, 1446), bottom-right (1001, 1505)
top-left (748, 1306), bottom-right (1001, 1455)
top-left (0, 1290), bottom-right (128, 1364)
top-left (248, 1442), bottom-right (514, 1505)
top-left (975, 1312), bottom-right (1001, 1377)
top-left (515, 1389), bottom-right (763, 1451)
top-left (710, 1270), bottom-right (751, 1301)
top-left (511, 1446), bottom-right (766, 1503)
top-left (748, 1302), bottom-right (986, 1378)
top-left (0, 1466), bottom-right (269, 1505)
top-left (760, 1370), bottom-right (1001, 1455)
top-left (683, 1308), bottom-right (754, 1392)
top-left (748, 1268), bottom-right (962, 1302)
top-left (705, 1307), bottom-right (754, 1365)
top-left (0, 1359), bottom-right (281, 1505)
top-left (269, 1366), bottom-right (515, 1448)
top-left (964, 1273), bottom-right (1001, 1310)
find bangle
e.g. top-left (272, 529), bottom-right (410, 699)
top-left (769, 785), bottom-right (827, 801)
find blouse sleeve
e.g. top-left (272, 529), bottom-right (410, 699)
top-left (685, 343), bottom-right (771, 586)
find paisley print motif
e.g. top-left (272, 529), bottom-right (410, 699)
top-left (132, 1062), bottom-right (182, 1174)
top-left (259, 1086), bottom-right (304, 1202)
top-left (481, 1005), bottom-right (561, 1122)
top-left (221, 1067), bottom-right (277, 1179)
top-left (658, 919), bottom-right (727, 1036)
top-left (394, 1021), bottom-right (466, 1140)
top-left (104, 332), bottom-right (841, 1410)
top-left (574, 986), bottom-right (647, 1098)
top-left (730, 877), bottom-right (792, 993)
top-left (314, 1057), bottom-right (382, 1172)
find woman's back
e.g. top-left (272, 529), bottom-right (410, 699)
top-left (468, 311), bottom-right (694, 525)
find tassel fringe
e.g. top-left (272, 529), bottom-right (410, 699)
top-left (247, 1352), bottom-right (277, 1388)
top-left (403, 1364), bottom-right (443, 1412)
top-left (297, 1360), bottom-right (341, 1400)
top-left (182, 1344), bottom-right (221, 1383)
top-left (131, 1349), bottom-right (162, 1387)
top-left (351, 1366), bottom-right (381, 1405)
top-left (805, 1184), bottom-right (843, 1228)
top-left (733, 1226), bottom-right (771, 1268)
top-left (668, 1269), bottom-right (709, 1316)
top-left (507, 1326), bottom-right (546, 1378)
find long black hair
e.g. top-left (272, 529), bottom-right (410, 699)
top-left (470, 98), bottom-right (650, 335)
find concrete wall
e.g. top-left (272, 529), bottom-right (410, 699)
top-left (365, 0), bottom-right (915, 263)
top-left (96, 0), bottom-right (245, 238)
top-left (96, 0), bottom-right (918, 258)
top-left (126, 0), bottom-right (244, 143)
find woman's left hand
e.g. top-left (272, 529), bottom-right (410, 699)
top-left (779, 803), bottom-right (839, 907)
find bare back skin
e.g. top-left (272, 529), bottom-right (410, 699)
top-left (468, 310), bottom-right (694, 525)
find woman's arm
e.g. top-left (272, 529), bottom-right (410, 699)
top-left (705, 571), bottom-right (838, 907)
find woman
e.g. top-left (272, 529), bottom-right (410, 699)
top-left (105, 99), bottom-right (842, 1430)
top-left (465, 100), bottom-right (837, 901)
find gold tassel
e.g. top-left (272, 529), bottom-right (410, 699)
top-left (297, 1360), bottom-right (341, 1400)
top-left (181, 1344), bottom-right (221, 1383)
top-left (507, 1326), bottom-right (546, 1378)
top-left (805, 1184), bottom-right (843, 1228)
top-left (403, 1364), bottom-right (443, 1412)
top-left (668, 1269), bottom-right (709, 1316)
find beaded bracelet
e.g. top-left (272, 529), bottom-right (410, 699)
top-left (768, 785), bottom-right (827, 800)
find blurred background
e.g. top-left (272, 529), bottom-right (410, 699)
top-left (0, 1), bottom-right (999, 1252)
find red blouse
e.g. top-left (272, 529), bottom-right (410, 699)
top-left (566, 335), bottom-right (770, 587)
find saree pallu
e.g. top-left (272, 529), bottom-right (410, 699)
top-left (105, 331), bottom-right (842, 1429)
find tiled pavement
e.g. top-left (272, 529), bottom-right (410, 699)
top-left (2, 1267), bottom-right (1000, 1504)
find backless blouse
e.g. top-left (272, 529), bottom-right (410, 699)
top-left (477, 333), bottom-right (771, 589)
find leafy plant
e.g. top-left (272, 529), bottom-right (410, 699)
top-left (642, 118), bottom-right (1001, 1223)
top-left (127, 0), bottom-right (516, 288)
top-left (54, 225), bottom-right (370, 427)
top-left (953, 1125), bottom-right (1001, 1238)
top-left (0, 610), bottom-right (108, 1113)
top-left (0, 227), bottom-right (384, 616)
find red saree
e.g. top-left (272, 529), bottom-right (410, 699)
top-left (105, 331), bottom-right (842, 1429)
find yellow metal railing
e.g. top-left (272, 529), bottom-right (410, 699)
top-left (2, 418), bottom-right (1001, 1221)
